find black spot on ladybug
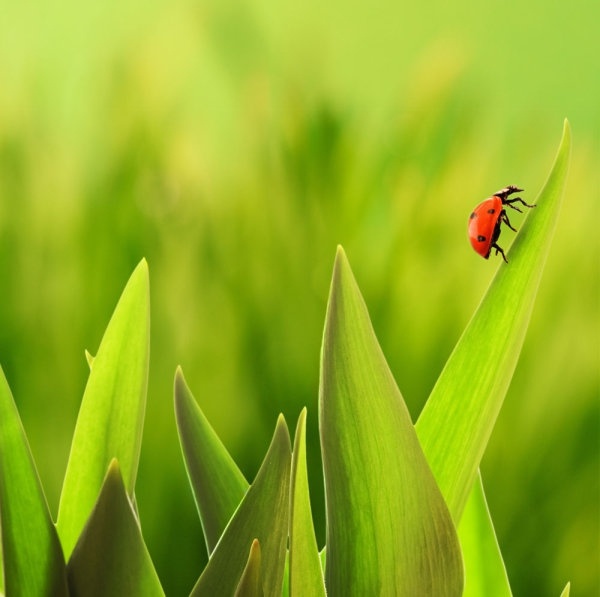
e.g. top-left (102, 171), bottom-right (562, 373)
top-left (470, 212), bottom-right (477, 219)
top-left (487, 208), bottom-right (496, 214)
top-left (477, 235), bottom-right (486, 242)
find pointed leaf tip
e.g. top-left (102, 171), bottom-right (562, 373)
top-left (174, 369), bottom-right (249, 554)
top-left (0, 368), bottom-right (69, 596)
top-left (234, 539), bottom-right (264, 597)
top-left (333, 245), bottom-right (350, 276)
top-left (57, 261), bottom-right (151, 558)
top-left (66, 460), bottom-right (164, 597)
top-left (559, 581), bottom-right (570, 597)
top-left (190, 417), bottom-right (291, 597)
top-left (320, 250), bottom-right (463, 595)
top-left (174, 366), bottom-right (186, 396)
top-left (416, 120), bottom-right (571, 521)
top-left (289, 408), bottom-right (326, 597)
top-left (130, 258), bottom-right (149, 289)
top-left (137, 257), bottom-right (149, 273)
top-left (107, 458), bottom-right (120, 475)
top-left (275, 414), bottom-right (291, 444)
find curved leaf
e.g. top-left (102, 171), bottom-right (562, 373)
top-left (0, 367), bottom-right (68, 597)
top-left (289, 408), bottom-right (326, 597)
top-left (416, 120), bottom-right (572, 521)
top-left (57, 259), bottom-right (150, 558)
top-left (190, 416), bottom-right (291, 597)
top-left (174, 367), bottom-right (249, 553)
top-left (66, 459), bottom-right (164, 596)
top-left (319, 247), bottom-right (463, 596)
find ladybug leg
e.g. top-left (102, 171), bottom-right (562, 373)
top-left (505, 197), bottom-right (536, 212)
top-left (501, 210), bottom-right (518, 232)
top-left (492, 243), bottom-right (509, 263)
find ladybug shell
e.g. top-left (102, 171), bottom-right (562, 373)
top-left (468, 196), bottom-right (503, 259)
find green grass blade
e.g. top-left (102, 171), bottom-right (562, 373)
top-left (66, 459), bottom-right (164, 596)
top-left (174, 367), bottom-right (249, 554)
top-left (0, 367), bottom-right (69, 597)
top-left (289, 409), bottom-right (326, 597)
top-left (319, 247), bottom-right (463, 596)
top-left (57, 259), bottom-right (150, 558)
top-left (190, 416), bottom-right (291, 597)
top-left (416, 120), bottom-right (572, 521)
top-left (459, 472), bottom-right (512, 597)
top-left (234, 539), bottom-right (265, 597)
top-left (559, 582), bottom-right (571, 596)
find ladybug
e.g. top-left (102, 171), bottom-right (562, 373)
top-left (468, 185), bottom-right (535, 263)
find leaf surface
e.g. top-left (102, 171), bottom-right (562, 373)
top-left (319, 246), bottom-right (463, 596)
top-left (190, 416), bottom-right (291, 597)
top-left (66, 459), bottom-right (164, 596)
top-left (234, 539), bottom-right (264, 597)
top-left (458, 472), bottom-right (512, 597)
top-left (174, 367), bottom-right (249, 554)
top-left (57, 260), bottom-right (150, 558)
top-left (0, 367), bottom-right (69, 597)
top-left (289, 408), bottom-right (326, 597)
top-left (416, 121), bottom-right (572, 520)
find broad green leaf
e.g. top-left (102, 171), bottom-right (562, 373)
top-left (319, 247), bottom-right (463, 596)
top-left (66, 459), bottom-right (164, 596)
top-left (234, 539), bottom-right (264, 597)
top-left (190, 416), bottom-right (291, 597)
top-left (57, 259), bottom-right (150, 558)
top-left (289, 409), bottom-right (326, 597)
top-left (0, 367), bottom-right (69, 597)
top-left (416, 120), bottom-right (572, 521)
top-left (559, 582), bottom-right (570, 596)
top-left (459, 472), bottom-right (512, 597)
top-left (174, 366), bottom-right (249, 553)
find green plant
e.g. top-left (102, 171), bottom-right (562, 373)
top-left (0, 121), bottom-right (570, 595)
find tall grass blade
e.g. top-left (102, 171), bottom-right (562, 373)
top-left (66, 459), bottom-right (164, 596)
top-left (319, 246), bottom-right (463, 596)
top-left (289, 408), bottom-right (326, 597)
top-left (57, 260), bottom-right (150, 558)
top-left (416, 120), bottom-right (572, 521)
top-left (0, 368), bottom-right (68, 596)
top-left (174, 367), bottom-right (249, 554)
top-left (190, 416), bottom-right (291, 597)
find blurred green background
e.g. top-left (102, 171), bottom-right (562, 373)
top-left (0, 0), bottom-right (598, 594)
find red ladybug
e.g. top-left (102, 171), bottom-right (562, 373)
top-left (468, 186), bottom-right (535, 263)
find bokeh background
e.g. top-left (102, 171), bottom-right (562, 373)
top-left (0, 0), bottom-right (598, 594)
